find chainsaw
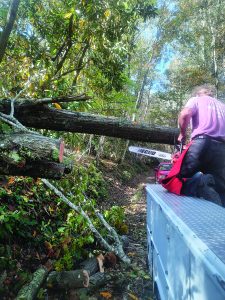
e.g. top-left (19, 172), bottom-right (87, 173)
top-left (128, 146), bottom-right (171, 160)
top-left (129, 143), bottom-right (184, 162)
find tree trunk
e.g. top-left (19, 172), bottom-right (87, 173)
top-left (46, 270), bottom-right (89, 290)
top-left (16, 266), bottom-right (48, 300)
top-left (79, 255), bottom-right (104, 276)
top-left (96, 135), bottom-right (105, 165)
top-left (0, 96), bottom-right (178, 177)
top-left (0, 0), bottom-right (20, 63)
top-left (0, 101), bottom-right (179, 145)
top-left (67, 273), bottom-right (110, 300)
top-left (0, 132), bottom-right (70, 178)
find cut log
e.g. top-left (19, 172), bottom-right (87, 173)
top-left (3, 161), bottom-right (71, 179)
top-left (67, 273), bottom-right (111, 299)
top-left (16, 266), bottom-right (49, 300)
top-left (79, 258), bottom-right (100, 276)
top-left (104, 252), bottom-right (117, 268)
top-left (0, 133), bottom-right (63, 163)
top-left (79, 254), bottom-right (105, 276)
top-left (89, 272), bottom-right (108, 288)
top-left (46, 270), bottom-right (89, 290)
top-left (0, 100), bottom-right (179, 145)
top-left (0, 132), bottom-right (70, 178)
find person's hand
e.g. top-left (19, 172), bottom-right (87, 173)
top-left (177, 133), bottom-right (185, 143)
top-left (171, 152), bottom-right (181, 164)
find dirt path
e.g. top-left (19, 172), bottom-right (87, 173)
top-left (99, 164), bottom-right (155, 300)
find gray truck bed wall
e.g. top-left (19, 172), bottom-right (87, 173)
top-left (146, 184), bottom-right (225, 300)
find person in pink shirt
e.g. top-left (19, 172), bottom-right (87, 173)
top-left (178, 84), bottom-right (225, 206)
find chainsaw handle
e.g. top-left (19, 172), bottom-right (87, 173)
top-left (174, 141), bottom-right (184, 153)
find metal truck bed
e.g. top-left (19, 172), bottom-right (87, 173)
top-left (146, 184), bottom-right (225, 300)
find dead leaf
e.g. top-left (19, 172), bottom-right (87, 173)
top-left (35, 178), bottom-right (42, 185)
top-left (61, 236), bottom-right (72, 250)
top-left (7, 177), bottom-right (15, 185)
top-left (128, 293), bottom-right (139, 300)
top-left (54, 248), bottom-right (61, 259)
top-left (128, 252), bottom-right (136, 257)
top-left (44, 241), bottom-right (53, 250)
top-left (100, 291), bottom-right (112, 299)
top-left (4, 187), bottom-right (12, 194)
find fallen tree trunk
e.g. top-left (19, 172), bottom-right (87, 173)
top-left (79, 257), bottom-right (102, 276)
top-left (0, 99), bottom-right (179, 145)
top-left (16, 266), bottom-right (49, 300)
top-left (0, 132), bottom-right (70, 178)
top-left (0, 95), bottom-right (177, 177)
top-left (46, 270), bottom-right (89, 289)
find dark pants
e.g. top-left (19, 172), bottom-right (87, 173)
top-left (180, 136), bottom-right (225, 206)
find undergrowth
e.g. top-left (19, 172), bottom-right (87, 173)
top-left (0, 157), bottom-right (149, 298)
top-left (0, 160), bottom-right (127, 298)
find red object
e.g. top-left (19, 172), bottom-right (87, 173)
top-left (161, 143), bottom-right (192, 195)
top-left (155, 162), bottom-right (172, 183)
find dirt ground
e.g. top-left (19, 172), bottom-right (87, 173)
top-left (94, 161), bottom-right (156, 300)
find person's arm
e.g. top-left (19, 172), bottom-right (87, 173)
top-left (178, 107), bottom-right (193, 143)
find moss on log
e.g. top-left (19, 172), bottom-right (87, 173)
top-left (16, 266), bottom-right (49, 300)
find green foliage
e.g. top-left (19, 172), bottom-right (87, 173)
top-left (0, 160), bottom-right (116, 271)
top-left (54, 249), bottom-right (74, 272)
top-left (121, 170), bottom-right (132, 182)
top-left (158, 0), bottom-right (225, 96)
top-left (0, 0), bottom-right (157, 100)
top-left (0, 122), bottom-right (12, 134)
top-left (7, 151), bottom-right (24, 164)
top-left (59, 161), bottom-right (108, 201)
top-left (104, 205), bottom-right (127, 234)
top-left (0, 188), bottom-right (38, 239)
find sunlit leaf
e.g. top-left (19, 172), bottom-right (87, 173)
top-left (104, 9), bottom-right (111, 18)
top-left (53, 103), bottom-right (62, 109)
top-left (64, 12), bottom-right (73, 19)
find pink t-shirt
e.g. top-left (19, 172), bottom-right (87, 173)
top-left (185, 95), bottom-right (225, 139)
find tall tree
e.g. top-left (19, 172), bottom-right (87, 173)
top-left (0, 0), bottom-right (20, 62)
top-left (158, 0), bottom-right (225, 96)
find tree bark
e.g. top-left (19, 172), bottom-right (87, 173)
top-left (0, 101), bottom-right (179, 145)
top-left (0, 132), bottom-right (70, 178)
top-left (79, 256), bottom-right (104, 276)
top-left (16, 266), bottom-right (49, 300)
top-left (46, 270), bottom-right (89, 289)
top-left (0, 0), bottom-right (20, 63)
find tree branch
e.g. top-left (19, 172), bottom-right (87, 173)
top-left (55, 14), bottom-right (74, 74)
top-left (73, 40), bottom-right (90, 85)
top-left (42, 179), bottom-right (130, 264)
top-left (0, 0), bottom-right (20, 63)
top-left (1, 94), bottom-right (91, 108)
